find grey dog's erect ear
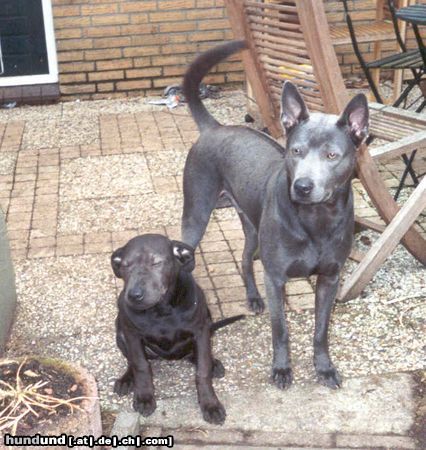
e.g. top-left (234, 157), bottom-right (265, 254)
top-left (172, 240), bottom-right (195, 272)
top-left (280, 81), bottom-right (309, 134)
top-left (111, 247), bottom-right (124, 278)
top-left (337, 94), bottom-right (369, 147)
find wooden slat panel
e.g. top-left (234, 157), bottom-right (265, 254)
top-left (370, 132), bottom-right (426, 162)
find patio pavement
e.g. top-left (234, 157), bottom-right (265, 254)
top-left (0, 92), bottom-right (424, 448)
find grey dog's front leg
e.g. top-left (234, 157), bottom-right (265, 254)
top-left (264, 272), bottom-right (293, 389)
top-left (314, 274), bottom-right (342, 389)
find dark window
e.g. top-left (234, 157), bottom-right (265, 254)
top-left (0, 0), bottom-right (49, 77)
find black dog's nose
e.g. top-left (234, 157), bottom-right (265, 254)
top-left (294, 178), bottom-right (314, 196)
top-left (128, 287), bottom-right (145, 302)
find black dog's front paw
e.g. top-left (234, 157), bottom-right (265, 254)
top-left (133, 394), bottom-right (157, 417)
top-left (200, 401), bottom-right (226, 425)
top-left (272, 367), bottom-right (293, 390)
top-left (114, 370), bottom-right (134, 396)
top-left (247, 297), bottom-right (265, 314)
top-left (212, 358), bottom-right (225, 378)
top-left (316, 366), bottom-right (342, 389)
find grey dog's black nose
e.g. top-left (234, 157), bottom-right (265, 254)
top-left (294, 178), bottom-right (314, 196)
top-left (128, 287), bottom-right (144, 302)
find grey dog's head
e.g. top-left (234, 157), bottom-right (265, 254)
top-left (280, 81), bottom-right (369, 204)
top-left (111, 234), bottom-right (195, 311)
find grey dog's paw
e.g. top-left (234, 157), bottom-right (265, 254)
top-left (247, 297), bottom-right (265, 314)
top-left (316, 367), bottom-right (342, 389)
top-left (114, 372), bottom-right (134, 396)
top-left (212, 358), bottom-right (225, 378)
top-left (201, 401), bottom-right (226, 425)
top-left (272, 367), bottom-right (293, 390)
top-left (133, 394), bottom-right (157, 417)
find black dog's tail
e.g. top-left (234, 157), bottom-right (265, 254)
top-left (183, 40), bottom-right (247, 132)
top-left (211, 314), bottom-right (245, 332)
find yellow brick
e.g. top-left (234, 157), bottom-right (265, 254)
top-left (161, 43), bottom-right (197, 54)
top-left (129, 13), bottom-right (149, 24)
top-left (153, 76), bottom-right (182, 88)
top-left (120, 24), bottom-right (155, 35)
top-left (151, 55), bottom-right (188, 66)
top-left (60, 73), bottom-right (87, 84)
top-left (81, 4), bottom-right (118, 15)
top-left (57, 38), bottom-right (93, 51)
top-left (226, 72), bottom-right (245, 82)
top-left (163, 65), bottom-right (187, 76)
top-left (92, 36), bottom-right (132, 49)
top-left (54, 16), bottom-right (91, 29)
top-left (96, 59), bottom-right (133, 71)
top-left (159, 21), bottom-right (196, 33)
top-left (61, 84), bottom-right (96, 95)
top-left (148, 11), bottom-right (186, 22)
top-left (85, 26), bottom-right (121, 38)
top-left (186, 8), bottom-right (223, 20)
top-left (85, 48), bottom-right (122, 61)
top-left (133, 57), bottom-right (152, 68)
top-left (92, 92), bottom-right (126, 101)
top-left (120, 1), bottom-right (157, 13)
top-left (53, 5), bottom-right (80, 17)
top-left (197, 18), bottom-right (229, 30)
top-left (116, 80), bottom-right (152, 90)
top-left (123, 46), bottom-right (159, 58)
top-left (188, 30), bottom-right (224, 42)
top-left (91, 14), bottom-right (130, 26)
top-left (131, 34), bottom-right (187, 46)
top-left (89, 70), bottom-right (124, 81)
top-left (57, 51), bottom-right (84, 62)
top-left (204, 74), bottom-right (225, 84)
top-left (55, 28), bottom-right (82, 39)
top-left (96, 82), bottom-right (115, 92)
top-left (158, 0), bottom-right (195, 9)
top-left (60, 61), bottom-right (95, 73)
top-left (126, 68), bottom-right (162, 78)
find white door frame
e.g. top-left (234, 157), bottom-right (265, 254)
top-left (0, 0), bottom-right (58, 87)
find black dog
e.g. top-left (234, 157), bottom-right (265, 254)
top-left (111, 234), bottom-right (243, 424)
top-left (181, 41), bottom-right (369, 390)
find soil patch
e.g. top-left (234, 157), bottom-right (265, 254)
top-left (0, 358), bottom-right (84, 435)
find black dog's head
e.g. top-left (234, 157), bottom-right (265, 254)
top-left (111, 234), bottom-right (195, 311)
top-left (280, 81), bottom-right (369, 204)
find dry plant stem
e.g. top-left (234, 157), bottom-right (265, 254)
top-left (0, 358), bottom-right (93, 435)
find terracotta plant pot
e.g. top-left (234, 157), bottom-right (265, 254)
top-left (0, 357), bottom-right (102, 446)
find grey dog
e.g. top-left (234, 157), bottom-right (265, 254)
top-left (181, 40), bottom-right (369, 390)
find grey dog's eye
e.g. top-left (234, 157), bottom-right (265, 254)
top-left (152, 261), bottom-right (162, 267)
top-left (327, 152), bottom-right (337, 160)
top-left (292, 148), bottom-right (301, 155)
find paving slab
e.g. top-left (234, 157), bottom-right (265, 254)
top-left (139, 373), bottom-right (414, 436)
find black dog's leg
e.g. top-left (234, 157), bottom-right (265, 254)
top-left (194, 326), bottom-right (226, 424)
top-left (121, 328), bottom-right (156, 417)
top-left (264, 272), bottom-right (293, 389)
top-left (114, 326), bottom-right (135, 395)
top-left (314, 274), bottom-right (342, 389)
top-left (186, 354), bottom-right (225, 378)
top-left (239, 212), bottom-right (264, 314)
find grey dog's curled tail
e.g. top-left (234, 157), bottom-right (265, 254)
top-left (183, 40), bottom-right (247, 131)
top-left (212, 314), bottom-right (245, 332)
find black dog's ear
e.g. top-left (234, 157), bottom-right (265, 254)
top-left (172, 240), bottom-right (195, 272)
top-left (111, 247), bottom-right (124, 278)
top-left (337, 94), bottom-right (369, 147)
top-left (280, 81), bottom-right (309, 134)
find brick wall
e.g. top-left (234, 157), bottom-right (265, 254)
top-left (53, 0), bottom-right (242, 100)
top-left (52, 0), bottom-right (424, 100)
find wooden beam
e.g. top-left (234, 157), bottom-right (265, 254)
top-left (339, 176), bottom-right (426, 301)
top-left (296, 0), bottom-right (349, 113)
top-left (356, 143), bottom-right (426, 265)
top-left (225, 0), bottom-right (283, 138)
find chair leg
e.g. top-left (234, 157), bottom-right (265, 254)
top-left (338, 176), bottom-right (426, 302)
top-left (394, 150), bottom-right (418, 201)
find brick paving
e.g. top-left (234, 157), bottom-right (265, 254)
top-left (0, 99), bottom-right (424, 447)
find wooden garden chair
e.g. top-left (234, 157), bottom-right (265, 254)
top-left (224, 0), bottom-right (426, 301)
